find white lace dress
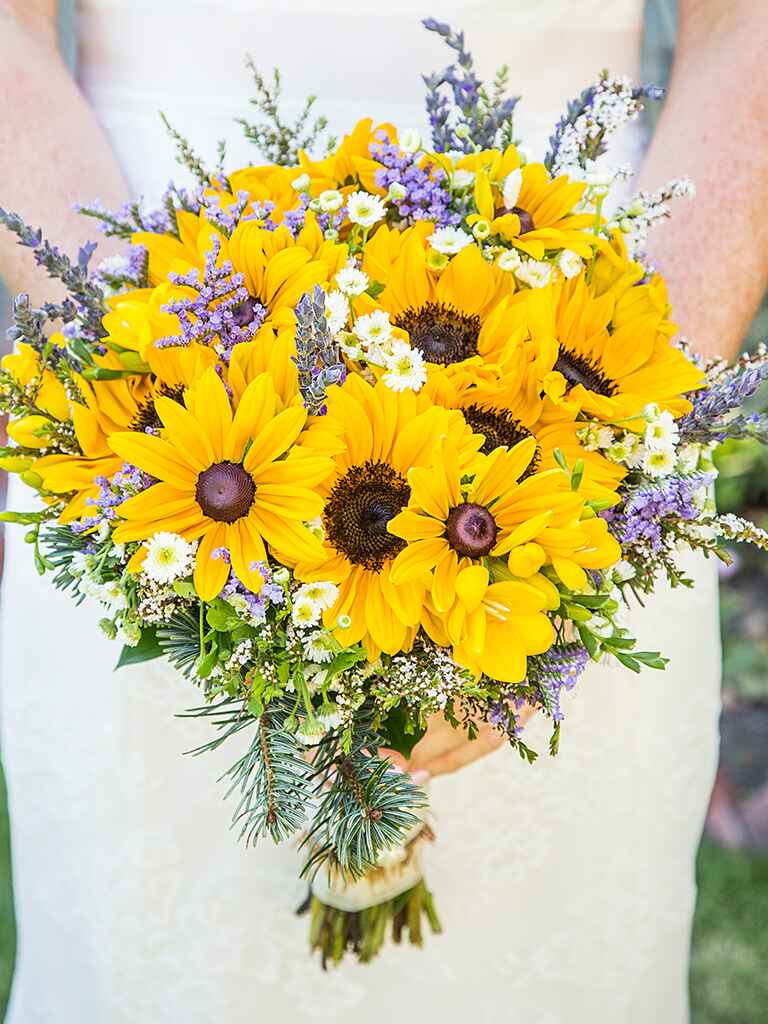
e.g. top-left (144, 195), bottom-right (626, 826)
top-left (1, 2), bottom-right (721, 1021)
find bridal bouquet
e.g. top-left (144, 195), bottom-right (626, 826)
top-left (3, 19), bottom-right (767, 965)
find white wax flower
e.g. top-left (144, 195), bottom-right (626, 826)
top-left (515, 259), bottom-right (552, 288)
top-left (642, 445), bottom-right (676, 478)
top-left (318, 189), bottom-right (344, 212)
top-left (335, 266), bottom-right (369, 296)
top-left (353, 310), bottom-right (394, 346)
top-left (398, 129), bottom-right (422, 154)
top-left (143, 531), bottom-right (196, 584)
top-left (558, 249), bottom-right (584, 279)
top-left (296, 581), bottom-right (339, 610)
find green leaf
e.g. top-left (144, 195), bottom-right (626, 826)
top-left (326, 647), bottom-right (368, 676)
top-left (552, 447), bottom-right (569, 473)
top-left (577, 623), bottom-right (601, 659)
top-left (570, 458), bottom-right (585, 491)
top-left (116, 626), bottom-right (163, 668)
top-left (195, 646), bottom-right (219, 679)
top-left (206, 598), bottom-right (241, 632)
top-left (366, 280), bottom-right (385, 299)
top-left (381, 703), bottom-right (427, 759)
top-left (0, 510), bottom-right (45, 525)
top-left (172, 579), bottom-right (197, 599)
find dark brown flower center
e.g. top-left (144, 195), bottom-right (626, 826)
top-left (462, 404), bottom-right (541, 478)
top-left (445, 502), bottom-right (498, 558)
top-left (323, 460), bottom-right (410, 571)
top-left (196, 461), bottom-right (255, 523)
top-left (497, 205), bottom-right (535, 234)
top-left (130, 384), bottom-right (185, 433)
top-left (393, 301), bottom-right (481, 366)
top-left (554, 346), bottom-right (617, 398)
top-left (231, 295), bottom-right (260, 328)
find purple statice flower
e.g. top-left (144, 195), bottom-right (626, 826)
top-left (371, 139), bottom-right (459, 227)
top-left (679, 359), bottom-right (768, 445)
top-left (292, 286), bottom-right (346, 414)
top-left (72, 462), bottom-right (152, 534)
top-left (606, 471), bottom-right (715, 555)
top-left (283, 193), bottom-right (312, 237)
top-left (202, 189), bottom-right (251, 235)
top-left (243, 200), bottom-right (279, 230)
top-left (220, 560), bottom-right (285, 620)
top-left (156, 238), bottom-right (267, 362)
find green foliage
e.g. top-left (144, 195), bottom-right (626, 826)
top-left (302, 704), bottom-right (427, 881)
top-left (184, 696), bottom-right (314, 845)
top-left (381, 703), bottom-right (427, 759)
top-left (116, 627), bottom-right (163, 669)
top-left (159, 112), bottom-right (211, 185)
top-left (236, 59), bottom-right (334, 164)
top-left (156, 608), bottom-right (203, 679)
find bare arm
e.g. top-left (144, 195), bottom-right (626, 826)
top-left (0, 0), bottom-right (128, 304)
top-left (638, 0), bottom-right (768, 360)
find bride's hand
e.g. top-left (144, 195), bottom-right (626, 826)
top-left (381, 705), bottom-right (537, 783)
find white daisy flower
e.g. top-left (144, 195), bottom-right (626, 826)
top-left (612, 560), bottom-right (636, 583)
top-left (642, 445), bottom-right (676, 478)
top-left (515, 259), bottom-right (552, 288)
top-left (502, 167), bottom-right (523, 209)
top-left (497, 249), bottom-right (522, 272)
top-left (346, 190), bottom-right (387, 228)
top-left (296, 581), bottom-right (339, 610)
top-left (291, 173), bottom-right (311, 192)
top-left (353, 310), bottom-right (394, 347)
top-left (644, 410), bottom-right (680, 450)
top-left (143, 531), bottom-right (196, 584)
top-left (596, 426), bottom-right (615, 449)
top-left (303, 631), bottom-right (336, 664)
top-left (69, 552), bottom-right (91, 577)
top-left (318, 189), bottom-right (344, 213)
top-left (451, 169), bottom-right (475, 190)
top-left (383, 342), bottom-right (427, 393)
top-left (324, 290), bottom-right (349, 334)
top-left (96, 580), bottom-right (128, 613)
top-left (335, 266), bottom-right (369, 297)
top-left (291, 596), bottom-right (322, 629)
top-left (398, 129), bottom-right (422, 154)
top-left (387, 182), bottom-right (407, 202)
top-left (429, 226), bottom-right (473, 255)
top-left (558, 249), bottom-right (584, 279)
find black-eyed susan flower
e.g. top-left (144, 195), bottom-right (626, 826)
top-left (110, 367), bottom-right (333, 600)
top-left (292, 376), bottom-right (481, 657)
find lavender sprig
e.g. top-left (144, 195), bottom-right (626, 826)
top-left (544, 73), bottom-right (664, 174)
top-left (292, 286), bottom-right (346, 415)
top-left (422, 19), bottom-right (519, 153)
top-left (679, 355), bottom-right (768, 444)
top-left (0, 208), bottom-right (106, 341)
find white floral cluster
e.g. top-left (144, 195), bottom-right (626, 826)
top-left (551, 75), bottom-right (648, 177)
top-left (321, 263), bottom-right (429, 394)
top-left (69, 551), bottom-right (142, 646)
top-left (611, 178), bottom-right (696, 257)
top-left (369, 642), bottom-right (472, 717)
top-left (580, 404), bottom-right (713, 480)
top-left (207, 638), bottom-right (256, 682)
top-left (290, 580), bottom-right (340, 629)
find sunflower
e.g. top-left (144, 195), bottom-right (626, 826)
top-left (33, 344), bottom-right (220, 523)
top-left (429, 144), bottom-right (596, 258)
top-left (425, 357), bottom-right (626, 504)
top-left (357, 227), bottom-right (524, 373)
top-left (109, 368), bottom-right (332, 599)
top-left (517, 272), bottom-right (704, 424)
top-left (2, 341), bottom-right (71, 449)
top-left (292, 375), bottom-right (481, 657)
top-left (133, 207), bottom-right (347, 333)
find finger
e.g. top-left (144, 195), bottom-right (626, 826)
top-left (378, 747), bottom-right (408, 772)
top-left (406, 714), bottom-right (473, 768)
top-left (418, 724), bottom-right (507, 779)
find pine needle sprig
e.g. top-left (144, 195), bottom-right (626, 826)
top-left (301, 704), bottom-right (426, 881)
top-left (183, 695), bottom-right (314, 845)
